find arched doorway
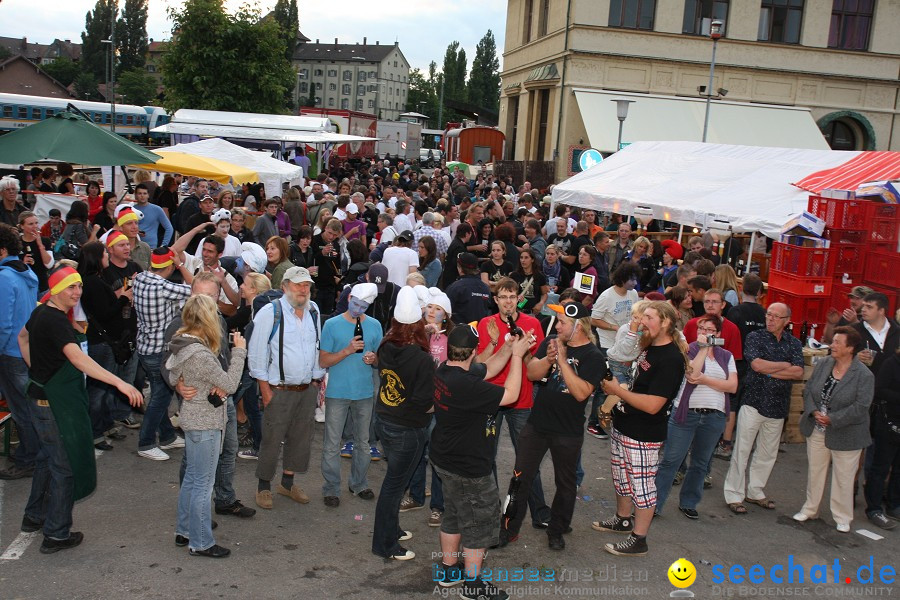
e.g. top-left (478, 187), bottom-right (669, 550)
top-left (817, 111), bottom-right (876, 151)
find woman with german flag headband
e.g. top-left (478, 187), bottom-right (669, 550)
top-left (16, 265), bottom-right (143, 555)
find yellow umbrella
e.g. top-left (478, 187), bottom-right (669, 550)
top-left (131, 150), bottom-right (259, 184)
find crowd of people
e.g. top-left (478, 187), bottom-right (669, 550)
top-left (0, 159), bottom-right (898, 600)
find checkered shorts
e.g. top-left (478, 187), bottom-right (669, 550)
top-left (609, 427), bottom-right (664, 509)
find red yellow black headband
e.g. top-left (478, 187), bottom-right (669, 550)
top-left (106, 231), bottom-right (128, 248)
top-left (151, 249), bottom-right (175, 269)
top-left (49, 267), bottom-right (82, 296)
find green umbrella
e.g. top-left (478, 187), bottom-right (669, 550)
top-left (0, 110), bottom-right (160, 166)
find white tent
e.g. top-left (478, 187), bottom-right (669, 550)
top-left (551, 141), bottom-right (861, 239)
top-left (162, 138), bottom-right (303, 197)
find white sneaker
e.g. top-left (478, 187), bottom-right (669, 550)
top-left (138, 447), bottom-right (170, 461)
top-left (792, 512), bottom-right (810, 522)
top-left (160, 436), bottom-right (185, 450)
top-left (314, 406), bottom-right (325, 423)
top-left (399, 530), bottom-right (413, 541)
top-left (237, 449), bottom-right (259, 460)
top-left (836, 523), bottom-right (850, 533)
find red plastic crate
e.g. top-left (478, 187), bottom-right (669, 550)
top-left (833, 244), bottom-right (867, 282)
top-left (770, 242), bottom-right (835, 278)
top-left (768, 271), bottom-right (833, 297)
top-left (869, 217), bottom-right (900, 243)
top-left (831, 282), bottom-right (854, 311)
top-left (766, 288), bottom-right (830, 323)
top-left (864, 251), bottom-right (900, 289)
top-left (825, 229), bottom-right (868, 245)
top-left (808, 196), bottom-right (868, 229)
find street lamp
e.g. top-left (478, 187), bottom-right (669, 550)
top-left (611, 98), bottom-right (634, 152)
top-left (701, 19), bottom-right (724, 143)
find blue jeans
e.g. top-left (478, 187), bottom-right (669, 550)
top-left (235, 367), bottom-right (262, 451)
top-left (409, 415), bottom-right (444, 511)
top-left (0, 354), bottom-right (38, 468)
top-left (372, 415), bottom-right (426, 557)
top-left (137, 352), bottom-right (177, 451)
top-left (655, 409), bottom-right (726, 512)
top-left (322, 396), bottom-right (373, 497)
top-left (112, 351), bottom-right (140, 421)
top-left (493, 408), bottom-right (551, 526)
top-left (179, 398), bottom-right (238, 508)
top-left (589, 354), bottom-right (631, 427)
top-left (25, 401), bottom-right (74, 540)
top-left (87, 343), bottom-right (117, 443)
top-left (176, 429), bottom-right (222, 551)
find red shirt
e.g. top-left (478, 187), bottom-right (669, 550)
top-left (476, 312), bottom-right (545, 409)
top-left (683, 316), bottom-right (743, 360)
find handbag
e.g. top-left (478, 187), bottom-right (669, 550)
top-left (880, 404), bottom-right (900, 443)
top-left (82, 305), bottom-right (135, 366)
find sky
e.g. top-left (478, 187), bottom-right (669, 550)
top-left (0, 0), bottom-right (507, 74)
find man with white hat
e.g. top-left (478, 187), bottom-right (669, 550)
top-left (318, 282), bottom-right (384, 508)
top-left (248, 266), bottom-right (325, 510)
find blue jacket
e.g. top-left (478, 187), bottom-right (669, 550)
top-left (0, 256), bottom-right (38, 357)
top-left (136, 201), bottom-right (174, 248)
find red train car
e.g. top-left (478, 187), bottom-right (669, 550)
top-left (444, 124), bottom-right (505, 164)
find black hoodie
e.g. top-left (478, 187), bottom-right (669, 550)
top-left (376, 341), bottom-right (435, 429)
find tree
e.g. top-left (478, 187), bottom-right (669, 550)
top-left (304, 85), bottom-right (316, 108)
top-left (42, 58), bottom-right (81, 87)
top-left (406, 67), bottom-right (438, 124)
top-left (116, 0), bottom-right (149, 73)
top-left (272, 0), bottom-right (299, 62)
top-left (81, 0), bottom-right (116, 82)
top-left (467, 30), bottom-right (501, 112)
top-left (118, 68), bottom-right (157, 105)
top-left (162, 0), bottom-right (295, 113)
top-left (0, 46), bottom-right (11, 61)
top-left (73, 72), bottom-right (100, 100)
top-left (441, 41), bottom-right (467, 103)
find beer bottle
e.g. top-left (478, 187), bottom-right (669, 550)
top-left (355, 316), bottom-right (364, 353)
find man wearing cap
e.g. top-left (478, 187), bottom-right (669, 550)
top-left (334, 263), bottom-right (400, 334)
top-left (319, 283), bottom-right (383, 507)
top-left (248, 266), bottom-right (325, 510)
top-left (446, 253), bottom-right (492, 325)
top-left (342, 202), bottom-right (367, 245)
top-left (133, 248), bottom-right (195, 461)
top-left (381, 231), bottom-right (419, 288)
top-left (475, 277), bottom-right (552, 530)
top-left (18, 266), bottom-right (142, 553)
top-left (501, 301), bottom-right (607, 551)
top-left (114, 204), bottom-right (152, 270)
top-left (430, 324), bottom-right (531, 595)
top-left (822, 285), bottom-right (873, 344)
top-left (185, 195), bottom-right (219, 255)
top-left (134, 183), bottom-right (173, 249)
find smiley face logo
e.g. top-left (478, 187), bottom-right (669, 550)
top-left (668, 558), bottom-right (696, 588)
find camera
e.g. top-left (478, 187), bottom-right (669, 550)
top-left (207, 393), bottom-right (224, 408)
top-left (701, 335), bottom-right (725, 347)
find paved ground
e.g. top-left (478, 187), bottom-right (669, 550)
top-left (0, 422), bottom-right (896, 600)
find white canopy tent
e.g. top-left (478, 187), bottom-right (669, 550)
top-left (551, 141), bottom-right (861, 239)
top-left (162, 138), bottom-right (303, 197)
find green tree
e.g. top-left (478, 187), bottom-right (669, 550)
top-left (73, 72), bottom-right (99, 100)
top-left (162, 0), bottom-right (295, 113)
top-left (81, 0), bottom-right (116, 82)
top-left (441, 41), bottom-right (467, 102)
top-left (406, 67), bottom-right (438, 125)
top-left (118, 68), bottom-right (157, 105)
top-left (304, 85), bottom-right (316, 108)
top-left (272, 0), bottom-right (299, 62)
top-left (116, 0), bottom-right (149, 73)
top-left (42, 57), bottom-right (81, 87)
top-left (467, 30), bottom-right (500, 111)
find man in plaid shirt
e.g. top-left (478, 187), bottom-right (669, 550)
top-left (133, 247), bottom-right (194, 461)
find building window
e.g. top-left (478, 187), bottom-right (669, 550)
top-left (329, 83), bottom-right (337, 91)
top-left (538, 0), bottom-right (550, 36)
top-left (356, 99), bottom-right (363, 110)
top-left (369, 70), bottom-right (377, 78)
top-left (524, 0), bottom-right (534, 44)
top-left (328, 98), bottom-right (335, 107)
top-left (3, 106), bottom-right (12, 118)
top-left (394, 61), bottom-right (397, 67)
top-left (341, 98), bottom-right (349, 109)
top-left (609, 0), bottom-right (656, 29)
top-left (315, 96), bottom-right (321, 105)
top-left (315, 82), bottom-right (322, 90)
top-left (328, 69), bottom-right (337, 77)
top-left (17, 106), bottom-right (28, 119)
top-left (343, 70), bottom-right (352, 80)
top-left (508, 96), bottom-right (520, 160)
top-left (823, 119), bottom-right (856, 150)
top-left (359, 72), bottom-right (367, 82)
top-left (299, 82), bottom-right (308, 93)
top-left (147, 64), bottom-right (156, 73)
top-left (358, 85), bottom-right (365, 96)
top-left (314, 69), bottom-right (323, 76)
top-left (758, 0), bottom-right (803, 43)
top-left (299, 69), bottom-right (308, 79)
top-left (536, 88), bottom-right (550, 160)
top-left (342, 84), bottom-right (351, 95)
top-left (367, 84), bottom-right (377, 92)
top-left (368, 100), bottom-right (375, 108)
top-left (828, 0), bottom-right (873, 50)
top-left (402, 89), bottom-right (406, 97)
top-left (683, 0), bottom-right (728, 35)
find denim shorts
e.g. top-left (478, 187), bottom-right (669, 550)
top-left (433, 464), bottom-right (499, 550)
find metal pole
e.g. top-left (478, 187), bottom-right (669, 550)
top-left (437, 74), bottom-right (444, 129)
top-left (677, 223), bottom-right (684, 245)
top-left (110, 0), bottom-right (117, 135)
top-left (616, 120), bottom-right (624, 152)
top-left (748, 231), bottom-right (757, 274)
top-left (701, 37), bottom-right (718, 143)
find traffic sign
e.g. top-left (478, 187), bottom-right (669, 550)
top-left (578, 148), bottom-right (603, 171)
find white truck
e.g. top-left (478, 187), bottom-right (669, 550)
top-left (375, 120), bottom-right (422, 162)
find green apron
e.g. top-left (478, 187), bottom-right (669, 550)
top-left (43, 332), bottom-right (97, 501)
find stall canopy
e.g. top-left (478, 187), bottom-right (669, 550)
top-left (155, 138), bottom-right (302, 195)
top-left (131, 151), bottom-right (259, 184)
top-left (151, 108), bottom-right (377, 144)
top-left (792, 151), bottom-right (900, 193)
top-left (574, 89), bottom-right (830, 153)
top-left (551, 141), bottom-right (861, 239)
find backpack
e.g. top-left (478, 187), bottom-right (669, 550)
top-left (53, 224), bottom-right (82, 260)
top-left (245, 291), bottom-right (320, 385)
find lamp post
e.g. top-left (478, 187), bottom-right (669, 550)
top-left (701, 19), bottom-right (724, 143)
top-left (611, 98), bottom-right (634, 152)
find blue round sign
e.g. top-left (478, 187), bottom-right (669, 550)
top-left (579, 148), bottom-right (603, 171)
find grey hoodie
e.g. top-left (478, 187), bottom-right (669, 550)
top-left (165, 334), bottom-right (246, 432)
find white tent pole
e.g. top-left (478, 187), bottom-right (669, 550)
top-left (677, 224), bottom-right (684, 245)
top-left (748, 231), bottom-right (757, 274)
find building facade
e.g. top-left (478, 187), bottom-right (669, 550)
top-left (292, 39), bottom-right (410, 120)
top-left (499, 0), bottom-right (900, 181)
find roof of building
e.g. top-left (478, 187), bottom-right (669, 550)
top-left (0, 55), bottom-right (75, 97)
top-left (293, 40), bottom-right (401, 64)
top-left (0, 36), bottom-right (81, 62)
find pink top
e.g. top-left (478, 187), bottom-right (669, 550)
top-left (429, 332), bottom-right (448, 364)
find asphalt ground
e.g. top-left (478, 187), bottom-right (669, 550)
top-left (0, 419), bottom-right (896, 600)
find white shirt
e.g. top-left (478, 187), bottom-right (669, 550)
top-left (381, 246), bottom-right (419, 287)
top-left (393, 212), bottom-right (414, 234)
top-left (863, 319), bottom-right (890, 349)
top-left (591, 287), bottom-right (640, 349)
top-left (673, 353), bottom-right (736, 412)
top-left (543, 217), bottom-right (577, 237)
top-left (182, 254), bottom-right (239, 306)
top-left (195, 234), bottom-right (241, 259)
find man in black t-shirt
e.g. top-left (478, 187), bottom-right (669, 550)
top-left (501, 302), bottom-right (606, 552)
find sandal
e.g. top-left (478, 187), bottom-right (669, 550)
top-left (746, 497), bottom-right (776, 510)
top-left (728, 503), bottom-right (748, 514)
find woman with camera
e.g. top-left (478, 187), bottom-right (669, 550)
top-left (165, 295), bottom-right (247, 558)
top-left (654, 314), bottom-right (737, 519)
top-left (794, 326), bottom-right (873, 532)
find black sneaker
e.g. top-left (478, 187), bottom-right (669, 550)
top-left (459, 576), bottom-right (510, 600)
top-left (591, 513), bottom-right (633, 533)
top-left (548, 533), bottom-right (565, 551)
top-left (435, 562), bottom-right (465, 588)
top-left (215, 500), bottom-right (256, 518)
top-left (175, 534), bottom-right (189, 547)
top-left (190, 544), bottom-right (231, 558)
top-left (586, 424), bottom-right (609, 439)
top-left (21, 515), bottom-right (42, 533)
top-left (868, 511), bottom-right (897, 530)
top-left (40, 532), bottom-right (84, 554)
top-left (604, 533), bottom-right (648, 556)
top-left (679, 507), bottom-right (699, 520)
